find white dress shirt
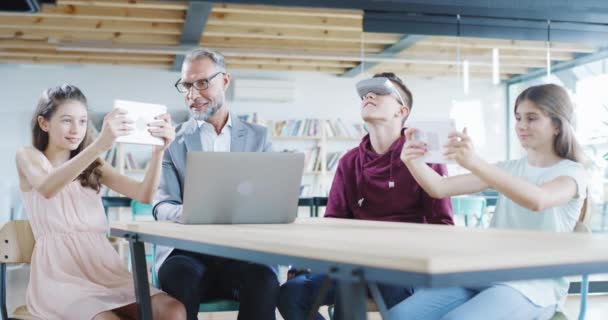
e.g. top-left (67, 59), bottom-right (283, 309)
top-left (197, 114), bottom-right (232, 152)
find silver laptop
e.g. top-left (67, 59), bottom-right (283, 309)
top-left (180, 152), bottom-right (304, 224)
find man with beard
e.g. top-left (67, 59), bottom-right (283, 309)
top-left (153, 48), bottom-right (276, 320)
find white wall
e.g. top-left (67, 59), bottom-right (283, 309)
top-left (0, 62), bottom-right (507, 207)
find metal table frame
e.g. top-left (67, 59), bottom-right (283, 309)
top-left (110, 225), bottom-right (608, 320)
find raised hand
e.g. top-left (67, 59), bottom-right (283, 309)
top-left (443, 128), bottom-right (480, 170)
top-left (98, 108), bottom-right (134, 151)
top-left (148, 113), bottom-right (175, 152)
top-left (400, 128), bottom-right (428, 163)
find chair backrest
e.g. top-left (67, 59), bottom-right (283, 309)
top-left (130, 200), bottom-right (153, 220)
top-left (481, 189), bottom-right (499, 207)
top-left (451, 196), bottom-right (486, 216)
top-left (574, 196), bottom-right (591, 234)
top-left (0, 220), bottom-right (34, 264)
top-left (297, 197), bottom-right (315, 217)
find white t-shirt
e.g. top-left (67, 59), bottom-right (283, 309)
top-left (491, 157), bottom-right (588, 308)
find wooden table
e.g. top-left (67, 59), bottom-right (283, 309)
top-left (110, 218), bottom-right (608, 320)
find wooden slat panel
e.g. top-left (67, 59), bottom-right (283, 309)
top-left (402, 46), bottom-right (575, 61)
top-left (57, 0), bottom-right (189, 10)
top-left (420, 36), bottom-right (595, 53)
top-left (202, 26), bottom-right (398, 44)
top-left (225, 57), bottom-right (358, 68)
top-left (396, 71), bottom-right (510, 80)
top-left (0, 49), bottom-right (174, 62)
top-left (207, 12), bottom-right (361, 31)
top-left (202, 37), bottom-right (385, 53)
top-left (39, 4), bottom-right (186, 23)
top-left (0, 56), bottom-right (172, 67)
top-left (0, 15), bottom-right (183, 35)
top-left (0, 28), bottom-right (180, 45)
top-left (212, 4), bottom-right (362, 19)
top-left (371, 63), bottom-right (529, 75)
top-left (364, 32), bottom-right (403, 44)
top-left (0, 39), bottom-right (55, 50)
top-left (227, 63), bottom-right (346, 74)
top-left (493, 59), bottom-right (546, 68)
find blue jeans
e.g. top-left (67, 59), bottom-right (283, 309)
top-left (388, 284), bottom-right (556, 320)
top-left (278, 273), bottom-right (413, 320)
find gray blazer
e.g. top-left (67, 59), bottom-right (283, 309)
top-left (153, 114), bottom-right (272, 272)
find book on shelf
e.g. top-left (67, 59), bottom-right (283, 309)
top-left (103, 147), bottom-right (118, 166)
top-left (273, 119), bottom-right (321, 138)
top-left (306, 147), bottom-right (321, 173)
top-left (126, 152), bottom-right (139, 171)
top-left (237, 112), bottom-right (260, 125)
top-left (238, 115), bottom-right (365, 139)
top-left (325, 119), bottom-right (366, 139)
top-left (326, 151), bottom-right (346, 172)
top-left (300, 184), bottom-right (312, 197)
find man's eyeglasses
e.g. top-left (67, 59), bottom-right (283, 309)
top-left (174, 71), bottom-right (225, 93)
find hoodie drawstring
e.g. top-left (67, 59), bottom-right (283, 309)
top-left (355, 136), bottom-right (401, 208)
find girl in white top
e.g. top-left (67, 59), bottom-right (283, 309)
top-left (391, 83), bottom-right (587, 320)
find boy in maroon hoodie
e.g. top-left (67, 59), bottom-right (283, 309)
top-left (278, 73), bottom-right (454, 320)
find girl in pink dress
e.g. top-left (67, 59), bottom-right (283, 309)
top-left (15, 84), bottom-right (186, 320)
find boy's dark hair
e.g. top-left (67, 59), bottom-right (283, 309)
top-left (373, 72), bottom-right (413, 110)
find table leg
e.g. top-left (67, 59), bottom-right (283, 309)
top-left (1, 264), bottom-right (9, 320)
top-left (336, 279), bottom-right (368, 320)
top-left (129, 237), bottom-right (153, 320)
top-left (368, 282), bottom-right (389, 319)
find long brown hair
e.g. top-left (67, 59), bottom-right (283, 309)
top-left (514, 84), bottom-right (584, 163)
top-left (31, 84), bottom-right (103, 192)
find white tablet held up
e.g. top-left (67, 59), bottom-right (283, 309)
top-left (407, 119), bottom-right (457, 164)
top-left (113, 100), bottom-right (167, 146)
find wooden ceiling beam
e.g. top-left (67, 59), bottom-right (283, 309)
top-left (0, 39), bottom-right (55, 50)
top-left (0, 56), bottom-right (172, 67)
top-left (420, 36), bottom-right (595, 53)
top-left (0, 49), bottom-right (174, 62)
top-left (226, 63), bottom-right (346, 74)
top-left (207, 12), bottom-right (361, 31)
top-left (402, 46), bottom-right (574, 61)
top-left (201, 37), bottom-right (386, 53)
top-left (0, 28), bottom-right (180, 45)
top-left (56, 0), bottom-right (189, 10)
top-left (202, 26), bottom-right (398, 44)
top-left (225, 57), bottom-right (358, 68)
top-left (371, 63), bottom-right (529, 75)
top-left (212, 4), bottom-right (361, 19)
top-left (0, 15), bottom-right (182, 35)
top-left (38, 4), bottom-right (186, 23)
top-left (395, 71), bottom-right (511, 80)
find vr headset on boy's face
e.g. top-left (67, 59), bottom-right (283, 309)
top-left (356, 77), bottom-right (406, 106)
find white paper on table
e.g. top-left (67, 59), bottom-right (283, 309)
top-left (407, 119), bottom-right (457, 164)
top-left (113, 100), bottom-right (167, 146)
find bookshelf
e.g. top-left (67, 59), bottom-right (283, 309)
top-left (101, 143), bottom-right (150, 199)
top-left (239, 115), bottom-right (365, 197)
top-left (103, 115), bottom-right (365, 197)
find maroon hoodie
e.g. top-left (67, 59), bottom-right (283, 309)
top-left (325, 132), bottom-right (454, 225)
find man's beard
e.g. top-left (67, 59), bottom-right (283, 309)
top-left (189, 99), bottom-right (223, 121)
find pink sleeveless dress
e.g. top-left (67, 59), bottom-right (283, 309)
top-left (20, 151), bottom-right (161, 320)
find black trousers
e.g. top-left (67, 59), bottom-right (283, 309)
top-left (158, 249), bottom-right (279, 320)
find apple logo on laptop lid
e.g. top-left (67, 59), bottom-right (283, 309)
top-left (237, 181), bottom-right (254, 196)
